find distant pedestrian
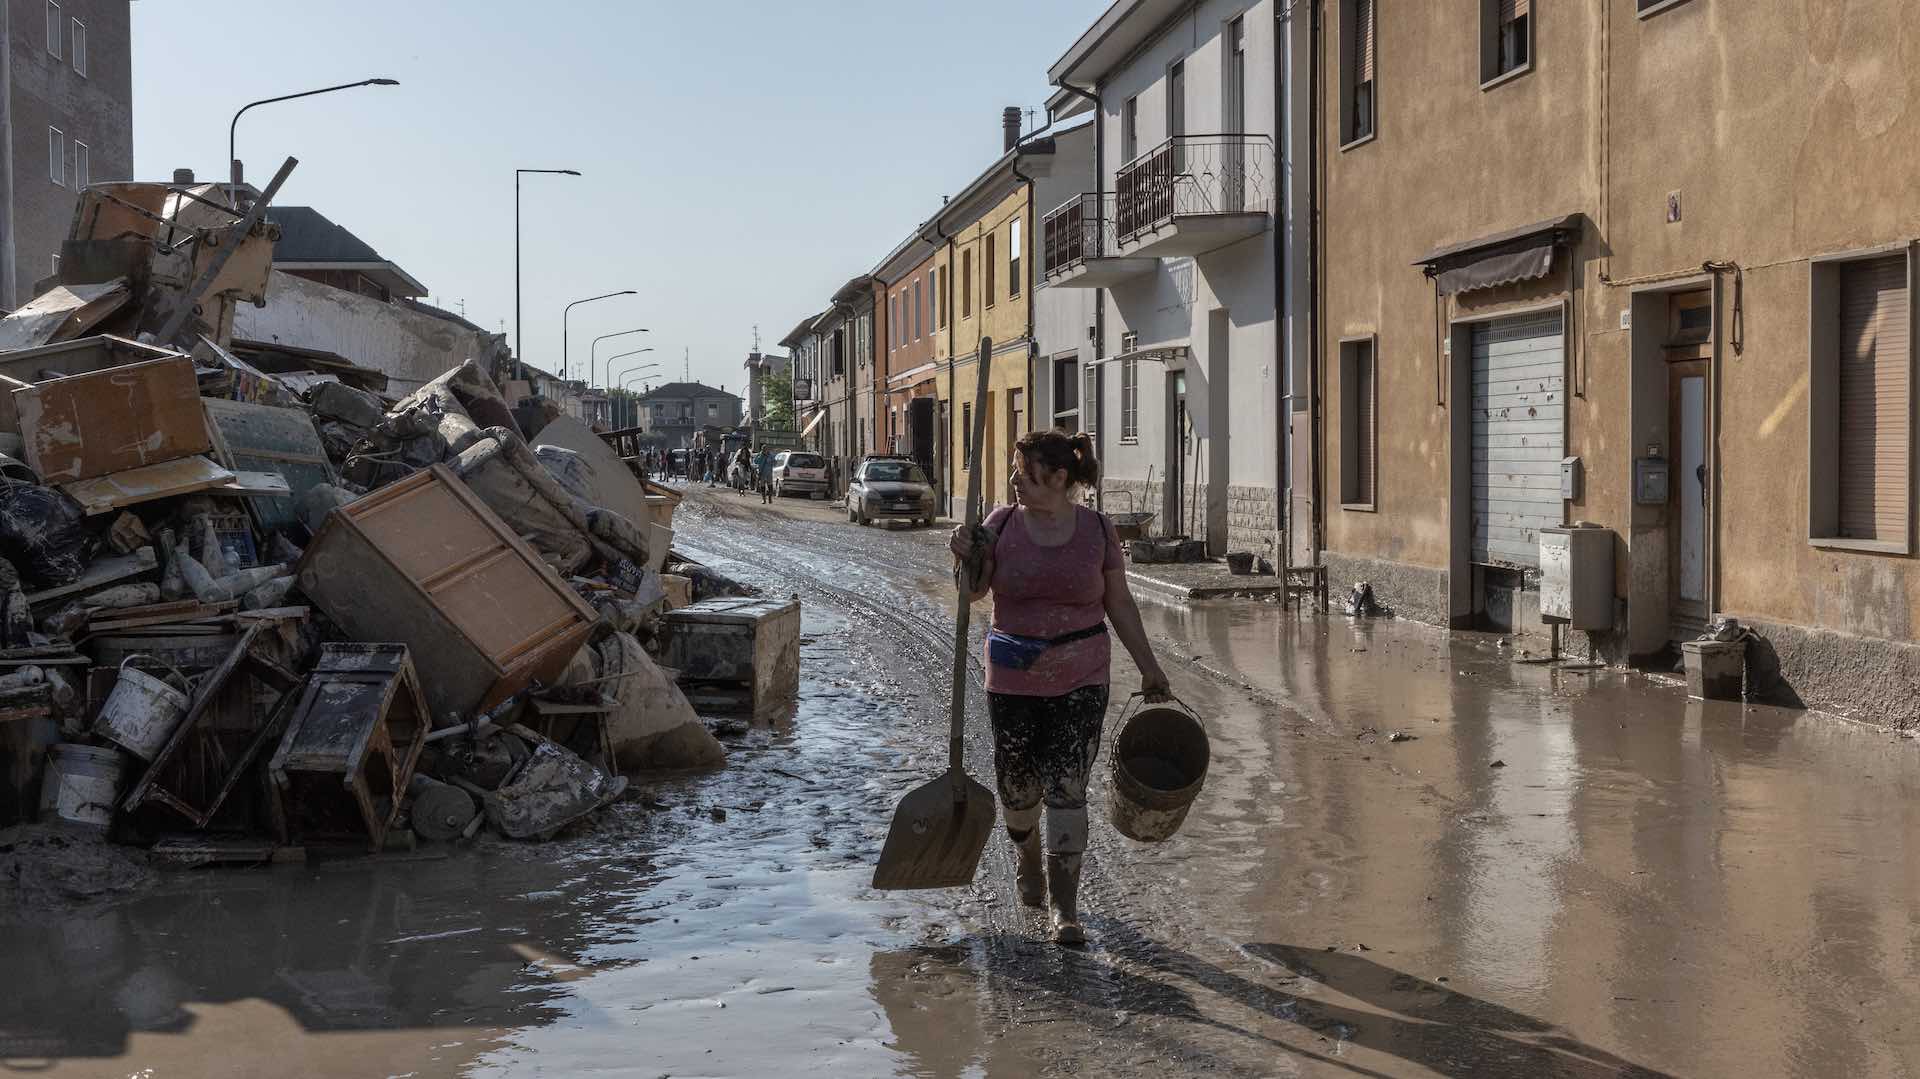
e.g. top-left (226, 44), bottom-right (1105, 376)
top-left (756, 448), bottom-right (774, 503)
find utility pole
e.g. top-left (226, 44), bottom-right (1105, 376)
top-left (684, 347), bottom-right (691, 383)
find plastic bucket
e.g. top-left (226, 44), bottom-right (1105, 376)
top-left (1107, 701), bottom-right (1210, 842)
top-left (94, 656), bottom-right (190, 761)
top-left (39, 743), bottom-right (127, 829)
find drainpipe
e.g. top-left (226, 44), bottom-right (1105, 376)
top-left (0, 0), bottom-right (16, 309)
top-left (1055, 81), bottom-right (1103, 507)
top-left (1012, 147), bottom-right (1040, 448)
top-left (1273, 2), bottom-right (1291, 576)
top-left (1308, 0), bottom-right (1325, 568)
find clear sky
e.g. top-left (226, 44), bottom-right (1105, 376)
top-left (131, 0), bottom-right (1106, 395)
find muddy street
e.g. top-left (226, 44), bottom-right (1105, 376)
top-left (4, 483), bottom-right (1918, 1078)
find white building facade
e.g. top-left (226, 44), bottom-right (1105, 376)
top-left (1045, 0), bottom-right (1311, 561)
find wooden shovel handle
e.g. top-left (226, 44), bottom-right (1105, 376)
top-left (950, 337), bottom-right (995, 797)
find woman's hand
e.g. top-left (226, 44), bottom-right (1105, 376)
top-left (1139, 663), bottom-right (1172, 703)
top-left (948, 524), bottom-right (994, 562)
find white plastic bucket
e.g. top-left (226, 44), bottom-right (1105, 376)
top-left (94, 656), bottom-right (190, 761)
top-left (38, 743), bottom-right (126, 829)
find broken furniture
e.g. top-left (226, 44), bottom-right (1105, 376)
top-left (0, 334), bottom-right (181, 435)
top-left (119, 621), bottom-right (303, 828)
top-left (202, 395), bottom-right (339, 533)
top-left (15, 353), bottom-right (213, 484)
top-left (657, 597), bottom-right (801, 720)
top-left (267, 643), bottom-right (431, 851)
top-left (295, 464), bottom-right (600, 723)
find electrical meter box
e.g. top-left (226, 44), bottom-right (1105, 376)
top-left (1539, 525), bottom-right (1614, 630)
top-left (1635, 456), bottom-right (1669, 505)
top-left (1560, 456), bottom-right (1583, 500)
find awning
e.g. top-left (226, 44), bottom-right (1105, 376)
top-left (1414, 214), bottom-right (1582, 297)
top-left (799, 409), bottom-right (826, 439)
top-left (1093, 344), bottom-right (1191, 367)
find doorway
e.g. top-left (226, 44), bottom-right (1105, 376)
top-left (1165, 372), bottom-right (1189, 537)
top-left (1669, 360), bottom-right (1709, 638)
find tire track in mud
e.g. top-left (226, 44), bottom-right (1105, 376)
top-left (675, 492), bottom-right (1286, 1076)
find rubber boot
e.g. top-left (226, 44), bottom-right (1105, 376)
top-left (1010, 826), bottom-right (1044, 907)
top-left (1047, 853), bottom-right (1085, 946)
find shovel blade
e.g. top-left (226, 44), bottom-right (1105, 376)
top-left (871, 769), bottom-right (996, 890)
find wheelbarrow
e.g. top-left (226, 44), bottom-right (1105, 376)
top-left (1110, 511), bottom-right (1156, 542)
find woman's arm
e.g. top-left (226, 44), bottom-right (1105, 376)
top-left (949, 524), bottom-right (997, 604)
top-left (1103, 567), bottom-right (1170, 700)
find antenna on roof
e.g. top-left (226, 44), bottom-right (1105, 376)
top-left (684, 347), bottom-right (691, 382)
top-left (752, 324), bottom-right (761, 354)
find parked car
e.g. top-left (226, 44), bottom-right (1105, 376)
top-left (846, 455), bottom-right (937, 527)
top-left (772, 451), bottom-right (829, 499)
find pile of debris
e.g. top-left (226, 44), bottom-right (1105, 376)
top-left (0, 160), bottom-right (784, 869)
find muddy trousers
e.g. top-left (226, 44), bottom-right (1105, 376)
top-left (986, 684), bottom-right (1109, 855)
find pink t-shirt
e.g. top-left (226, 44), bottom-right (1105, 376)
top-left (983, 504), bottom-right (1124, 696)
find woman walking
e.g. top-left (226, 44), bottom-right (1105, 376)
top-left (949, 430), bottom-right (1170, 945)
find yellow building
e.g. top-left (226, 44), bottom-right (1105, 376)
top-left (929, 144), bottom-right (1045, 517)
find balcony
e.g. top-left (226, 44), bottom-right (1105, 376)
top-left (1040, 193), bottom-right (1156, 288)
top-left (1114, 134), bottom-right (1272, 258)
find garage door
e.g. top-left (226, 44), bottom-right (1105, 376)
top-left (1471, 311), bottom-right (1564, 568)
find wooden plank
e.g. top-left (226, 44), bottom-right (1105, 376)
top-left (16, 355), bottom-right (212, 483)
top-left (60, 456), bottom-right (236, 516)
top-left (216, 471), bottom-right (294, 497)
top-left (24, 546), bottom-right (157, 606)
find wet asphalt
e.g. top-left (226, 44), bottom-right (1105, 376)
top-left (3, 482), bottom-right (1917, 1078)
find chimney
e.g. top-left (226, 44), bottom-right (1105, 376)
top-left (172, 168), bottom-right (195, 184)
top-left (1002, 106), bottom-right (1021, 153)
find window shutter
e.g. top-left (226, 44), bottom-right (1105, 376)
top-left (1837, 255), bottom-right (1910, 541)
top-left (1357, 348), bottom-right (1376, 503)
top-left (1499, 0), bottom-right (1528, 23)
top-left (1356, 0), bottom-right (1375, 82)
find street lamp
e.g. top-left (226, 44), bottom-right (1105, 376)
top-left (563, 290), bottom-right (637, 381)
top-left (592, 328), bottom-right (649, 389)
top-left (609, 356), bottom-right (658, 427)
top-left (514, 168), bottom-right (581, 376)
top-left (229, 78), bottom-right (399, 202)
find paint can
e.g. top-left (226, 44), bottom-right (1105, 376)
top-left (1107, 698), bottom-right (1210, 843)
top-left (38, 743), bottom-right (127, 829)
top-left (94, 656), bottom-right (191, 761)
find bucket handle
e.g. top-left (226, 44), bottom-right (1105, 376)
top-left (1119, 689), bottom-right (1203, 730)
top-left (118, 653), bottom-right (192, 692)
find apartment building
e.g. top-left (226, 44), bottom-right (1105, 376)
top-left (1316, 0), bottom-right (1920, 722)
top-left (634, 381), bottom-right (742, 450)
top-left (1044, 0), bottom-right (1310, 560)
top-left (1030, 123), bottom-right (1098, 442)
top-left (4, 0), bottom-right (132, 307)
top-left (875, 232), bottom-right (940, 487)
top-left (780, 312), bottom-right (826, 452)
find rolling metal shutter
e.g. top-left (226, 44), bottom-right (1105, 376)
top-left (1471, 311), bottom-right (1564, 567)
top-left (1355, 346), bottom-right (1376, 504)
top-left (1498, 0), bottom-right (1529, 23)
top-left (1838, 255), bottom-right (1910, 541)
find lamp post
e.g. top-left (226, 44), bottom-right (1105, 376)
top-left (514, 168), bottom-right (580, 377)
top-left (229, 78), bottom-right (399, 202)
top-left (563, 290), bottom-right (636, 382)
top-left (591, 328), bottom-right (649, 390)
top-left (609, 355), bottom-right (658, 428)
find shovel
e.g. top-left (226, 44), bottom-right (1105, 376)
top-left (873, 337), bottom-right (998, 890)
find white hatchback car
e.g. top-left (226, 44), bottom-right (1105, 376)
top-left (772, 451), bottom-right (829, 499)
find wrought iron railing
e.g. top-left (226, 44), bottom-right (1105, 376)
top-left (1041, 192), bottom-right (1119, 279)
top-left (1114, 134), bottom-right (1273, 244)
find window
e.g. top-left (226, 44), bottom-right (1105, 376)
top-left (962, 402), bottom-right (974, 468)
top-left (1340, 0), bottom-right (1375, 145)
top-left (47, 127), bottom-right (64, 185)
top-left (1167, 59), bottom-right (1186, 144)
top-left (1340, 339), bottom-right (1378, 507)
top-left (70, 18), bottom-right (84, 75)
top-left (935, 266), bottom-right (946, 328)
top-left (72, 141), bottom-right (87, 188)
top-left (962, 249), bottom-right (973, 318)
top-left (1810, 251), bottom-right (1913, 549)
top-left (45, 2), bottom-right (60, 58)
top-left (706, 402), bottom-right (719, 420)
top-left (1226, 17), bottom-right (1247, 133)
top-left (986, 233), bottom-right (997, 308)
top-left (1008, 218), bottom-right (1022, 299)
top-left (1052, 357), bottom-right (1079, 427)
top-left (1084, 365), bottom-right (1101, 438)
top-left (1481, 0), bottom-right (1530, 84)
top-left (1121, 96), bottom-right (1139, 162)
top-left (890, 295), bottom-right (899, 349)
top-left (1637, 0), bottom-right (1694, 15)
top-left (913, 279), bottom-right (922, 340)
top-left (1120, 357), bottom-right (1139, 441)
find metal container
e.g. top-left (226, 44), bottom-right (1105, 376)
top-left (1683, 639), bottom-right (1745, 701)
top-left (93, 656), bottom-right (190, 761)
top-left (1107, 702), bottom-right (1210, 843)
top-left (39, 743), bottom-right (127, 829)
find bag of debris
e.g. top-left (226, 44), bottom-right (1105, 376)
top-left (450, 431), bottom-right (594, 576)
top-left (307, 381), bottom-right (386, 432)
top-left (478, 724), bottom-right (626, 840)
top-left (0, 482), bottom-right (93, 587)
top-left (593, 631), bottom-right (725, 771)
top-left (394, 360), bottom-right (517, 434)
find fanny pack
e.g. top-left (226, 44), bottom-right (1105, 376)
top-left (986, 623), bottom-right (1108, 671)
